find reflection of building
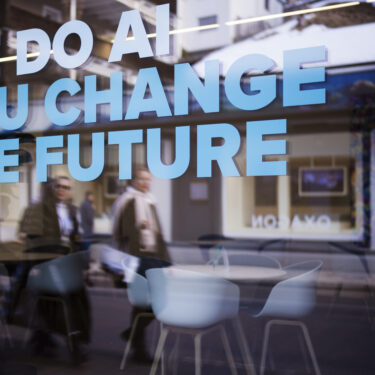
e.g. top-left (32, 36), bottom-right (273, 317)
top-left (1, 1), bottom-right (375, 249)
top-left (172, 3), bottom-right (375, 244)
top-left (0, 0), bottom-right (176, 240)
top-left (176, 0), bottom-right (283, 61)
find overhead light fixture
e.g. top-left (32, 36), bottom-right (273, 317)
top-left (170, 24), bottom-right (220, 35)
top-left (0, 50), bottom-right (53, 64)
top-left (226, 2), bottom-right (360, 26)
top-left (113, 23), bottom-right (219, 42)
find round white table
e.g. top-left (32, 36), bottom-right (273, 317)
top-left (170, 264), bottom-right (286, 282)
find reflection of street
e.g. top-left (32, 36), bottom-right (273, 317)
top-left (0, 1), bottom-right (374, 374)
top-left (1, 281), bottom-right (374, 375)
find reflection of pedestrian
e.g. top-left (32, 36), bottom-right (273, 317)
top-left (16, 177), bottom-right (90, 360)
top-left (113, 168), bottom-right (169, 260)
top-left (112, 167), bottom-right (170, 363)
top-left (20, 176), bottom-right (80, 252)
top-left (80, 191), bottom-right (95, 240)
top-left (4, 178), bottom-right (62, 324)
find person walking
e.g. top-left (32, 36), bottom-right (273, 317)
top-left (112, 167), bottom-right (170, 363)
top-left (80, 191), bottom-right (95, 246)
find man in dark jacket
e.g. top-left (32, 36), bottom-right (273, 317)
top-left (10, 177), bottom-right (90, 361)
top-left (20, 176), bottom-right (80, 252)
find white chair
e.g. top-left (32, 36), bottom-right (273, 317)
top-left (208, 249), bottom-right (282, 313)
top-left (0, 263), bottom-right (12, 347)
top-left (120, 259), bottom-right (155, 370)
top-left (146, 267), bottom-right (240, 375)
top-left (249, 260), bottom-right (322, 375)
top-left (24, 252), bottom-right (89, 356)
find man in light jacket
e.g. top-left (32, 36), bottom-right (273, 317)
top-left (112, 167), bottom-right (170, 363)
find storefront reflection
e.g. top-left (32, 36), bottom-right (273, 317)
top-left (0, 1), bottom-right (375, 374)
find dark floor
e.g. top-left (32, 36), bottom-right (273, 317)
top-left (1, 287), bottom-right (375, 375)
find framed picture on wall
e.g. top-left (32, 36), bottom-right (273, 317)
top-left (298, 167), bottom-right (348, 197)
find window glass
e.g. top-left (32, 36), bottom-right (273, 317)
top-left (0, 1), bottom-right (374, 374)
top-left (198, 15), bottom-right (218, 26)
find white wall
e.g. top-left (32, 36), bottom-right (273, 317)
top-left (230, 0), bottom-right (283, 40)
top-left (177, 0), bottom-right (283, 54)
top-left (177, 0), bottom-right (231, 53)
top-left (151, 176), bottom-right (172, 242)
top-left (288, 133), bottom-right (351, 157)
top-left (149, 140), bottom-right (172, 241)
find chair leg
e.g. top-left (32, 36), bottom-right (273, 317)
top-left (327, 282), bottom-right (343, 317)
top-left (364, 283), bottom-right (375, 331)
top-left (297, 327), bottom-right (312, 374)
top-left (61, 300), bottom-right (75, 353)
top-left (4, 321), bottom-right (12, 347)
top-left (220, 325), bottom-right (238, 375)
top-left (23, 299), bottom-right (39, 347)
top-left (299, 322), bottom-right (321, 375)
top-left (194, 333), bottom-right (202, 375)
top-left (261, 320), bottom-right (321, 375)
top-left (151, 320), bottom-right (162, 355)
top-left (77, 299), bottom-right (89, 334)
top-left (232, 317), bottom-right (257, 375)
top-left (260, 320), bottom-right (274, 375)
top-left (120, 313), bottom-right (139, 370)
top-left (363, 282), bottom-right (375, 328)
top-left (168, 333), bottom-right (180, 375)
top-left (173, 333), bottom-right (180, 375)
top-left (150, 327), bottom-right (169, 375)
top-left (1, 318), bottom-right (12, 347)
top-left (161, 343), bottom-right (165, 375)
top-left (160, 323), bottom-right (166, 375)
top-left (120, 312), bottom-right (154, 370)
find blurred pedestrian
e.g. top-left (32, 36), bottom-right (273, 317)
top-left (80, 191), bottom-right (95, 244)
top-left (112, 167), bottom-right (170, 363)
top-left (15, 177), bottom-right (90, 361)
